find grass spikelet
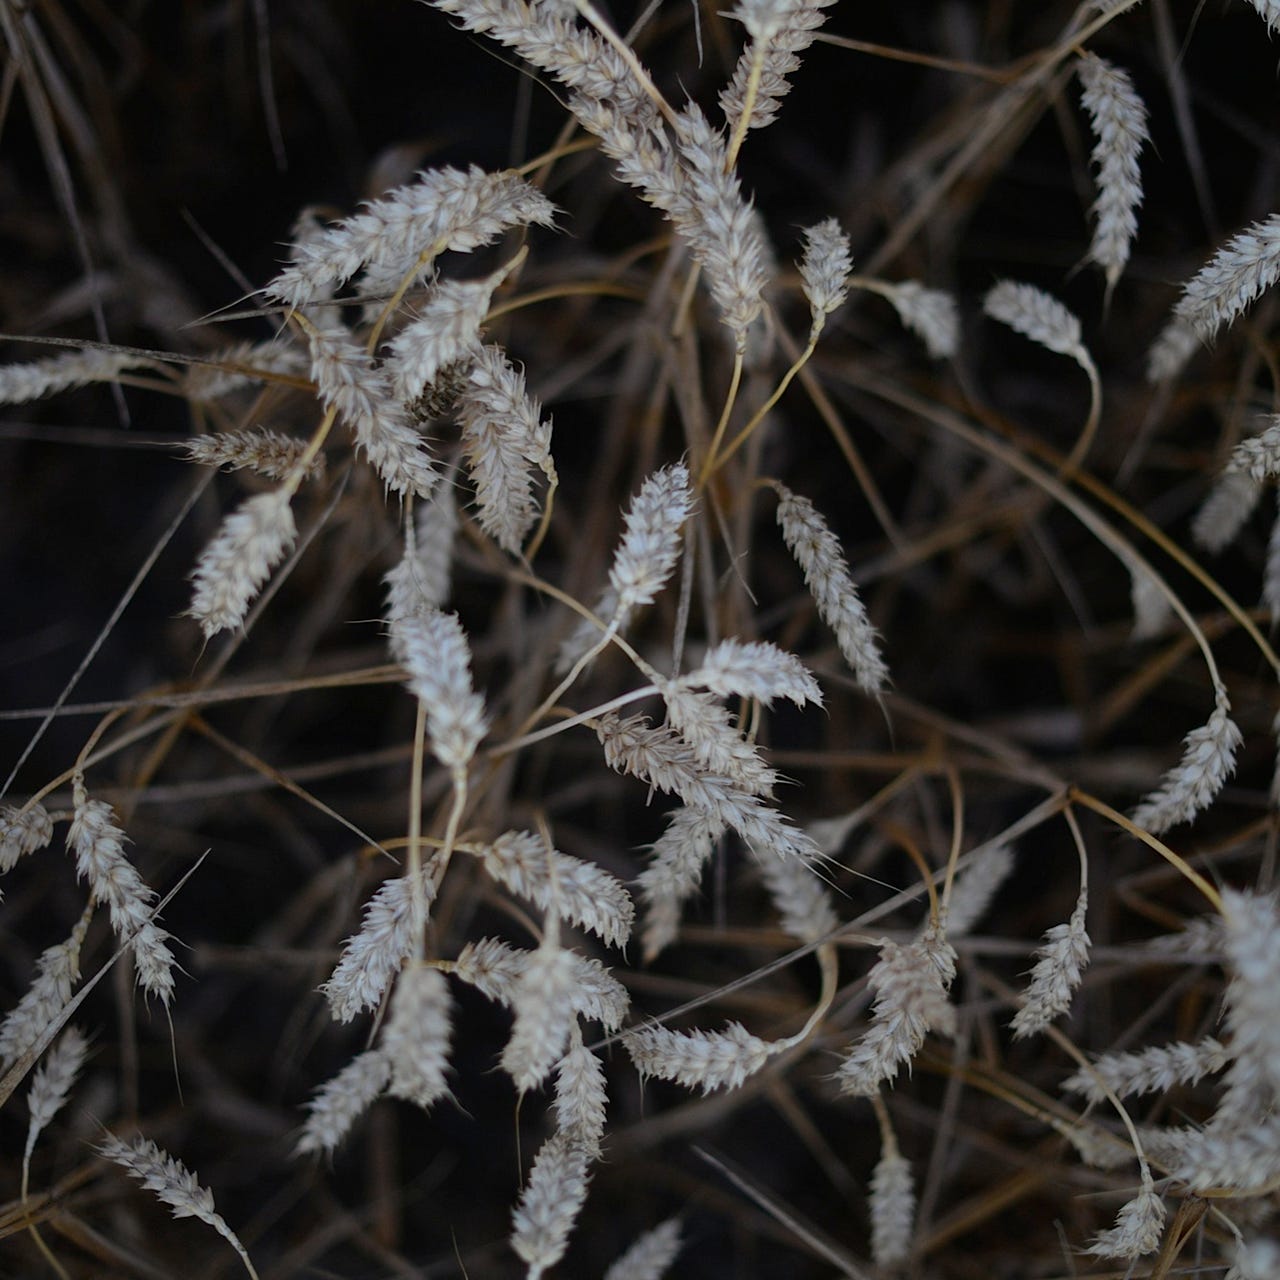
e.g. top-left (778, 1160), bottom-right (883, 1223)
top-left (0, 348), bottom-right (159, 404)
top-left (1077, 52), bottom-right (1148, 293)
top-left (187, 489), bottom-right (297, 639)
top-left (68, 781), bottom-right (175, 1005)
top-left (984, 279), bottom-right (1087, 363)
top-left (477, 830), bottom-right (634, 949)
top-left (1, 802), bottom-right (53, 874)
top-left (99, 1135), bottom-right (259, 1278)
top-left (307, 324), bottom-right (439, 498)
top-left (320, 870), bottom-right (436, 1023)
top-left (384, 965), bottom-right (453, 1111)
top-left (836, 924), bottom-right (957, 1095)
top-left (457, 344), bottom-right (555, 554)
top-left (0, 915), bottom-right (89, 1068)
top-left (624, 1020), bottom-right (773, 1093)
top-left (878, 281), bottom-right (961, 358)
top-left (719, 0), bottom-right (836, 134)
top-left (608, 463), bottom-right (693, 617)
top-left (510, 1129), bottom-right (591, 1279)
top-left (24, 1026), bottom-right (89, 1172)
top-left (391, 608), bottom-right (488, 771)
top-left (869, 1141), bottom-right (915, 1267)
top-left (1191, 468), bottom-right (1261, 554)
top-left (461, 938), bottom-right (630, 1030)
top-left (553, 1024), bottom-right (608, 1158)
top-left (384, 483), bottom-right (458, 622)
top-left (680, 637), bottom-right (822, 707)
top-left (798, 217), bottom-right (851, 335)
top-left (604, 1218), bottom-right (683, 1280)
top-left (1084, 1175), bottom-right (1165, 1259)
top-left (502, 940), bottom-right (580, 1093)
top-left (1062, 1037), bottom-right (1229, 1102)
top-left (266, 165), bottom-right (554, 308)
top-left (942, 844), bottom-right (1014, 938)
top-left (182, 429), bottom-right (323, 482)
top-left (759, 851), bottom-right (839, 944)
top-left (1010, 889), bottom-right (1089, 1039)
top-left (637, 807), bottom-right (724, 961)
top-left (774, 484), bottom-right (888, 693)
top-left (1173, 211), bottom-right (1280, 342)
top-left (296, 1049), bottom-right (391, 1156)
top-left (1244, 0), bottom-right (1280, 33)
top-left (1130, 689), bottom-right (1242, 834)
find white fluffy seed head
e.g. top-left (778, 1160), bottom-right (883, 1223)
top-left (187, 489), bottom-right (297, 639)
top-left (624, 1020), bottom-right (773, 1093)
top-left (478, 830), bottom-right (634, 949)
top-left (0, 916), bottom-right (88, 1068)
top-left (1130, 691), bottom-right (1241, 834)
top-left (1085, 1177), bottom-right (1166, 1259)
top-left (1010, 889), bottom-right (1090, 1040)
top-left (881, 281), bottom-right (961, 359)
top-left (1191, 468), bottom-right (1262, 555)
top-left (182, 429), bottom-right (322, 482)
top-left (836, 924), bottom-right (957, 1095)
top-left (775, 485), bottom-right (888, 693)
top-left (391, 608), bottom-right (488, 771)
top-left (984, 279), bottom-right (1086, 362)
top-left (553, 1026), bottom-right (608, 1158)
top-left (98, 1135), bottom-right (255, 1273)
top-left (25, 1026), bottom-right (90, 1167)
top-left (296, 1049), bottom-right (391, 1156)
top-left (1062, 1036), bottom-right (1229, 1103)
top-left (502, 942), bottom-right (580, 1093)
top-left (383, 483), bottom-right (459, 624)
top-left (1173, 211), bottom-right (1280, 342)
top-left (608, 463), bottom-right (693, 616)
top-left (384, 966), bottom-right (453, 1111)
top-left (67, 785), bottom-right (175, 1006)
top-left (869, 1147), bottom-right (915, 1267)
top-left (1077, 52), bottom-right (1148, 291)
top-left (604, 1218), bottom-right (683, 1280)
top-left (798, 217), bottom-right (851, 332)
top-left (680, 637), bottom-right (822, 708)
top-left (320, 870), bottom-right (437, 1023)
top-left (1, 802), bottom-right (53, 874)
top-left (510, 1129), bottom-right (592, 1280)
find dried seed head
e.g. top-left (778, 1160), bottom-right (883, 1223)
top-left (608, 463), bottom-right (693, 615)
top-left (98, 1135), bottom-right (256, 1274)
top-left (1085, 1177), bottom-right (1166, 1259)
top-left (478, 831), bottom-right (634, 949)
top-left (321, 870), bottom-right (437, 1023)
top-left (1, 802), bottom-right (53, 874)
top-left (296, 1049), bottom-right (391, 1156)
top-left (1010, 890), bottom-right (1090, 1040)
top-left (68, 785), bottom-right (175, 1005)
top-left (384, 966), bottom-right (453, 1111)
top-left (624, 1020), bottom-right (773, 1093)
top-left (869, 1146), bottom-right (915, 1267)
top-left (391, 608), bottom-right (488, 771)
top-left (187, 489), bottom-right (297, 639)
top-left (1077, 53), bottom-right (1148, 291)
top-left (880, 281), bottom-right (961, 359)
top-left (1130, 691), bottom-right (1241, 834)
top-left (775, 485), bottom-right (888, 693)
top-left (836, 925), bottom-right (957, 1095)
top-left (510, 1130), bottom-right (592, 1280)
top-left (604, 1218), bottom-right (683, 1280)
top-left (1173, 211), bottom-right (1280, 342)
top-left (798, 217), bottom-right (851, 332)
top-left (984, 279), bottom-right (1086, 362)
